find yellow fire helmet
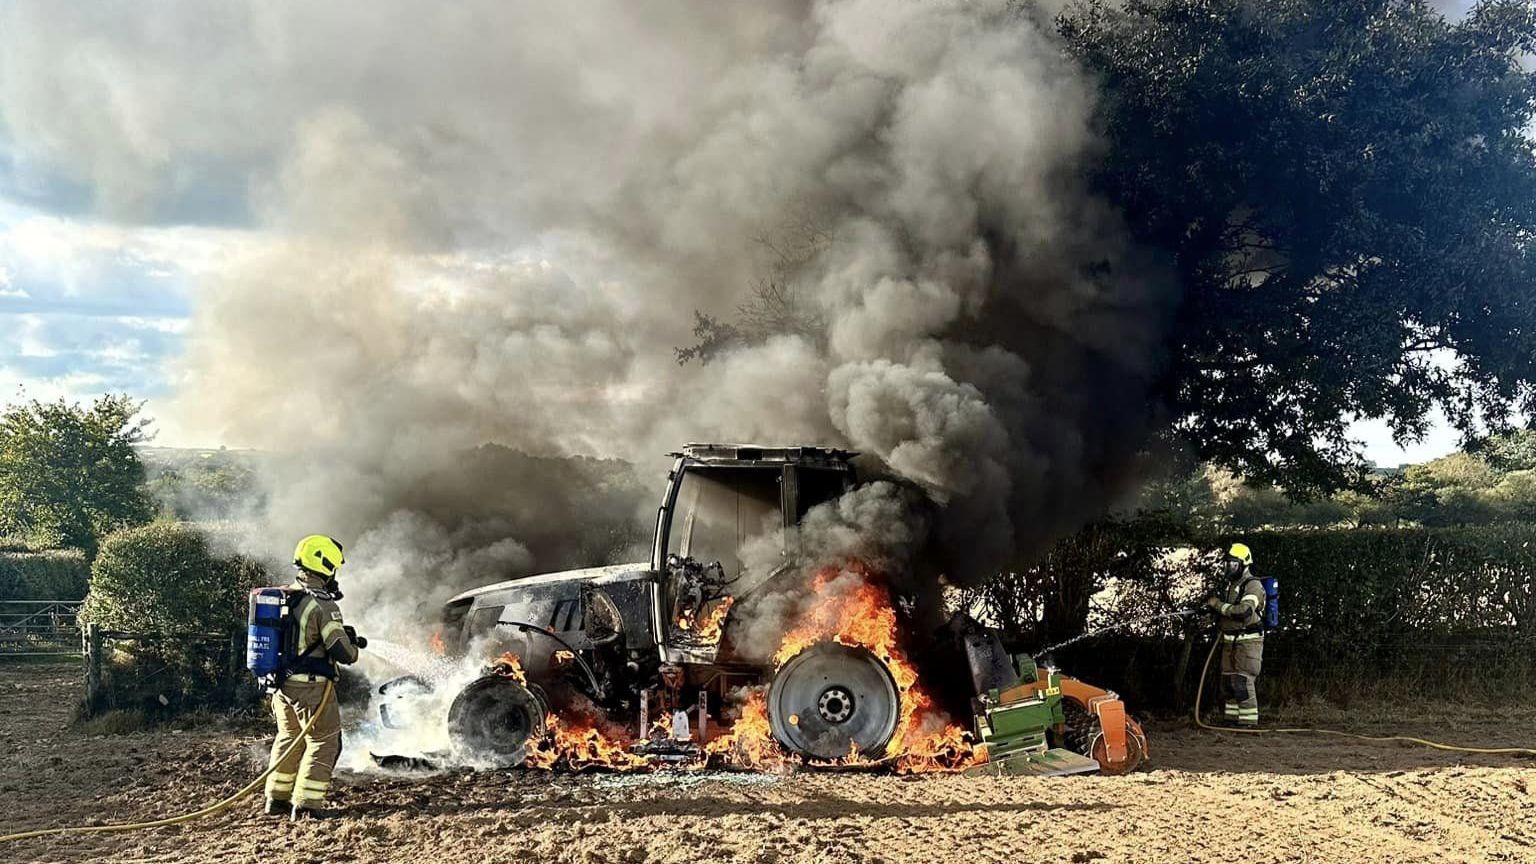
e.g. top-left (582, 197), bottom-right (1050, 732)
top-left (293, 534), bottom-right (346, 577)
top-left (1227, 542), bottom-right (1253, 566)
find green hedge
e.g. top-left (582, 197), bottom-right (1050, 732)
top-left (0, 549), bottom-right (90, 600)
top-left (1044, 524), bottom-right (1536, 711)
top-left (1216, 526), bottom-right (1536, 639)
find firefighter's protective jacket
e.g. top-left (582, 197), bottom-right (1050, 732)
top-left (1215, 572), bottom-right (1266, 636)
top-left (291, 571), bottom-right (359, 675)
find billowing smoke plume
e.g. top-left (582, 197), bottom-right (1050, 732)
top-left (732, 480), bottom-right (934, 660)
top-left (0, 1), bottom-right (1171, 637)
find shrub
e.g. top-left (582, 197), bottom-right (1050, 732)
top-left (79, 523), bottom-right (268, 718)
top-left (0, 395), bottom-right (155, 552)
top-left (0, 549), bottom-right (90, 600)
top-left (82, 522), bottom-right (264, 634)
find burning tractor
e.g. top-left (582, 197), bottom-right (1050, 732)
top-left (373, 443), bottom-right (1146, 775)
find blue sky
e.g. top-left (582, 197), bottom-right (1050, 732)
top-left (0, 198), bottom-right (191, 400)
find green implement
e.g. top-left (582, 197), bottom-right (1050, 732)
top-left (964, 655), bottom-right (1145, 777)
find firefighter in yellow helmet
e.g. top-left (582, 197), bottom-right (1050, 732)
top-left (1204, 543), bottom-right (1265, 727)
top-left (263, 534), bottom-right (365, 820)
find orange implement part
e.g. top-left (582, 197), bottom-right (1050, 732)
top-left (1092, 698), bottom-right (1128, 764)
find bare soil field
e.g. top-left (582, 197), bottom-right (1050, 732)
top-left (3, 662), bottom-right (1534, 864)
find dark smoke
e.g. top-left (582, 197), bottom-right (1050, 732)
top-left (0, 0), bottom-right (1174, 635)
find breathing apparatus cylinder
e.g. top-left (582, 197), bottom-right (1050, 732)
top-left (246, 587), bottom-right (289, 678)
top-left (1259, 576), bottom-right (1280, 629)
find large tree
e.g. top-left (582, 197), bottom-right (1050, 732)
top-left (0, 395), bottom-right (155, 551)
top-left (1060, 0), bottom-right (1536, 492)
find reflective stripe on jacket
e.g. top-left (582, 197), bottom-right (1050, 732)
top-left (289, 586), bottom-right (359, 676)
top-left (1217, 573), bottom-right (1266, 635)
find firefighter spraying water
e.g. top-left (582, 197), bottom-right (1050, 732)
top-left (247, 535), bottom-right (368, 820)
top-left (1202, 544), bottom-right (1276, 727)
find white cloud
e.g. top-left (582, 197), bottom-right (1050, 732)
top-left (0, 197), bottom-right (276, 409)
top-left (114, 315), bottom-right (189, 334)
top-left (0, 262), bottom-right (24, 298)
top-left (9, 313), bottom-right (54, 357)
top-left (0, 201), bottom-right (263, 292)
top-left (0, 365), bottom-right (106, 403)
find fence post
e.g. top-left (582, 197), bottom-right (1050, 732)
top-left (1171, 624), bottom-right (1195, 711)
top-left (83, 623), bottom-right (103, 713)
top-left (228, 625), bottom-right (245, 706)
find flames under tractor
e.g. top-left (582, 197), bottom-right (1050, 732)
top-left (372, 443), bottom-right (1147, 774)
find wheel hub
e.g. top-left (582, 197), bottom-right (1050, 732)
top-left (447, 675), bottom-right (548, 765)
top-left (817, 686), bottom-right (855, 724)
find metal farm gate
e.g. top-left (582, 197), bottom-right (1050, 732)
top-left (0, 599), bottom-right (84, 657)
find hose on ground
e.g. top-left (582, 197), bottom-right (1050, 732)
top-left (1193, 635), bottom-right (1536, 756)
top-left (0, 682), bottom-right (335, 845)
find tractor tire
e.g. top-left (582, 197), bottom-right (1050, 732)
top-left (447, 675), bottom-right (549, 765)
top-left (768, 642), bottom-right (900, 762)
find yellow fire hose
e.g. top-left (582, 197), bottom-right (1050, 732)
top-left (1193, 636), bottom-right (1536, 756)
top-left (0, 683), bottom-right (334, 846)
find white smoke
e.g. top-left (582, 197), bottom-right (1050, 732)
top-left (0, 1), bottom-right (1173, 641)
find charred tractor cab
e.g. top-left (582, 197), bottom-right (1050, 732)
top-left (430, 444), bottom-right (870, 764)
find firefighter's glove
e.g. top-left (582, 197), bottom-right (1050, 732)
top-left (1204, 596), bottom-right (1226, 615)
top-left (343, 625), bottom-right (367, 649)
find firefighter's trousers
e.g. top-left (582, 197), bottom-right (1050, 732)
top-left (264, 677), bottom-right (341, 808)
top-left (1220, 634), bottom-right (1263, 727)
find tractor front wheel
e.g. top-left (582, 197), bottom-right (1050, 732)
top-left (447, 675), bottom-right (549, 765)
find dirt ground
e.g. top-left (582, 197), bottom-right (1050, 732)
top-left (3, 662), bottom-right (1534, 864)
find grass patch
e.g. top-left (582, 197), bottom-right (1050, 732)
top-left (71, 701), bottom-right (269, 736)
top-left (72, 708), bottom-right (153, 735)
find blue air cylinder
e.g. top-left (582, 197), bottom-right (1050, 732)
top-left (246, 587), bottom-right (289, 677)
top-left (1259, 576), bottom-right (1280, 630)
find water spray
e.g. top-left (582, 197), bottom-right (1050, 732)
top-left (1033, 608), bottom-right (1201, 660)
top-left (362, 638), bottom-right (459, 681)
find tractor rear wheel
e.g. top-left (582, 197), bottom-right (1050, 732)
top-left (767, 642), bottom-right (900, 762)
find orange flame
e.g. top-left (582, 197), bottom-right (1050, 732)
top-left (525, 693), bottom-right (649, 772)
top-left (489, 653), bottom-right (647, 772)
top-left (429, 629), bottom-right (446, 656)
top-left (492, 651), bottom-right (529, 685)
top-left (767, 562), bottom-right (979, 773)
top-left (676, 595), bottom-right (736, 642)
top-left (703, 688), bottom-right (787, 770)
